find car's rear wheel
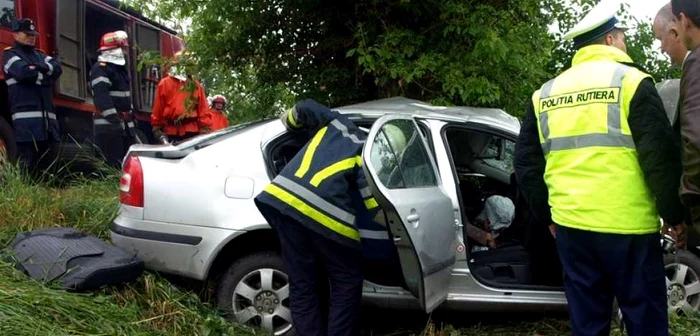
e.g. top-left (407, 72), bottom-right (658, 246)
top-left (664, 250), bottom-right (700, 315)
top-left (216, 252), bottom-right (296, 336)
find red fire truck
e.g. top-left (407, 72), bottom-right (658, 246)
top-left (0, 0), bottom-right (184, 167)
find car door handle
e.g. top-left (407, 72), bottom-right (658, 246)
top-left (407, 213), bottom-right (419, 223)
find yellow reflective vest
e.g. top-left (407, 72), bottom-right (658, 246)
top-left (531, 45), bottom-right (659, 234)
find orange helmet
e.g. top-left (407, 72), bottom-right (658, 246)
top-left (99, 30), bottom-right (128, 52)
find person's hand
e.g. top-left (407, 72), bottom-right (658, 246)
top-left (486, 233), bottom-right (497, 249)
top-left (662, 221), bottom-right (687, 249)
top-left (549, 224), bottom-right (556, 239)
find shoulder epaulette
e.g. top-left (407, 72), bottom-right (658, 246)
top-left (3, 46), bottom-right (11, 51)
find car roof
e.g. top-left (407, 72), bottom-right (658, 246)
top-left (333, 96), bottom-right (521, 134)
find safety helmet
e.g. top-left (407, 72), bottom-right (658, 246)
top-left (211, 94), bottom-right (227, 110)
top-left (98, 30), bottom-right (128, 52)
top-left (382, 124), bottom-right (407, 155)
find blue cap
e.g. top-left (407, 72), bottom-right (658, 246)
top-left (564, 0), bottom-right (628, 48)
top-left (11, 18), bottom-right (38, 35)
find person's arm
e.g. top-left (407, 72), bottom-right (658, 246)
top-left (89, 66), bottom-right (119, 124)
top-left (355, 163), bottom-right (381, 217)
top-left (42, 53), bottom-right (62, 80)
top-left (680, 54), bottom-right (700, 217)
top-left (3, 50), bottom-right (40, 84)
top-left (514, 102), bottom-right (552, 228)
top-left (284, 99), bottom-right (339, 134)
top-left (628, 78), bottom-right (685, 225)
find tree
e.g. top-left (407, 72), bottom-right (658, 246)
top-left (128, 0), bottom-right (672, 121)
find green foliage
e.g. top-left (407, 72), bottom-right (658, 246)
top-left (127, 0), bottom-right (677, 121)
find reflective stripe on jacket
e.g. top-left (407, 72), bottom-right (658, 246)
top-left (3, 42), bottom-right (62, 142)
top-left (255, 99), bottom-right (380, 249)
top-left (531, 45), bottom-right (659, 234)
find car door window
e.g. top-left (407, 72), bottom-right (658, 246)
top-left (370, 119), bottom-right (437, 189)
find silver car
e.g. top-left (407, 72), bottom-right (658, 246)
top-left (110, 96), bottom-right (700, 336)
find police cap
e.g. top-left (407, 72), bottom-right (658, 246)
top-left (564, 0), bottom-right (628, 49)
top-left (11, 18), bottom-right (38, 35)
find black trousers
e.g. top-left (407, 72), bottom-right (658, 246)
top-left (556, 225), bottom-right (668, 336)
top-left (95, 124), bottom-right (135, 169)
top-left (16, 140), bottom-right (55, 175)
top-left (262, 206), bottom-right (364, 336)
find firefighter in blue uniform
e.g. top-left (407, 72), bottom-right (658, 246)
top-left (89, 31), bottom-right (136, 168)
top-left (3, 18), bottom-right (62, 173)
top-left (254, 99), bottom-right (390, 336)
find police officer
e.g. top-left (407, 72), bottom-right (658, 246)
top-left (514, 1), bottom-right (685, 335)
top-left (89, 30), bottom-right (135, 168)
top-left (3, 18), bottom-right (62, 173)
top-left (253, 99), bottom-right (384, 336)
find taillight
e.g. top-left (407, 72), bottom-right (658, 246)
top-left (120, 155), bottom-right (144, 207)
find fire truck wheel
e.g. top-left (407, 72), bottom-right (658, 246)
top-left (0, 116), bottom-right (17, 165)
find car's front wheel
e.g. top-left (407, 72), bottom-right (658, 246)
top-left (216, 252), bottom-right (296, 336)
top-left (615, 249), bottom-right (700, 332)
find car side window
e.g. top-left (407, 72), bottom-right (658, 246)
top-left (480, 137), bottom-right (515, 173)
top-left (370, 119), bottom-right (438, 189)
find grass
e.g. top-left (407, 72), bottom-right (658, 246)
top-left (0, 162), bottom-right (699, 335)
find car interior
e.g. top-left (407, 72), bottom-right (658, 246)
top-left (443, 127), bottom-right (563, 289)
top-left (264, 119), bottom-right (564, 291)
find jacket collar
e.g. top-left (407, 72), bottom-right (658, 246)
top-left (13, 40), bottom-right (34, 52)
top-left (571, 45), bottom-right (633, 67)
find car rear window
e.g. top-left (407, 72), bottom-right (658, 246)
top-left (174, 119), bottom-right (272, 150)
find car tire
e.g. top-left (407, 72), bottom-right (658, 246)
top-left (615, 249), bottom-right (700, 332)
top-left (216, 252), bottom-right (297, 336)
top-left (664, 249), bottom-right (700, 315)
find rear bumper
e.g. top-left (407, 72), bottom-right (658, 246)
top-left (109, 215), bottom-right (244, 280)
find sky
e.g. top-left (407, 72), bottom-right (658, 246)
top-left (629, 0), bottom-right (670, 22)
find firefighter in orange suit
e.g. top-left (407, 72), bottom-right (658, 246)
top-left (150, 51), bottom-right (210, 143)
top-left (207, 94), bottom-right (229, 132)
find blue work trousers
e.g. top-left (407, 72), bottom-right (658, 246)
top-left (555, 225), bottom-right (668, 336)
top-left (264, 206), bottom-right (363, 336)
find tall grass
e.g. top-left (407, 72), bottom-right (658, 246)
top-left (0, 162), bottom-right (259, 335)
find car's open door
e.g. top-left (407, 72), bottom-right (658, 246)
top-left (362, 115), bottom-right (457, 313)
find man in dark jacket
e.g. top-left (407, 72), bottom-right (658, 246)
top-left (514, 1), bottom-right (685, 334)
top-left (254, 99), bottom-right (386, 336)
top-left (672, 0), bottom-right (700, 230)
top-left (89, 30), bottom-right (136, 168)
top-left (3, 18), bottom-right (62, 173)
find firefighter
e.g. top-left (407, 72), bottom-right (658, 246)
top-left (3, 18), bottom-right (62, 174)
top-left (253, 99), bottom-right (387, 336)
top-left (150, 51), bottom-right (210, 143)
top-left (89, 30), bottom-right (135, 168)
top-left (207, 94), bottom-right (229, 132)
top-left (514, 1), bottom-right (685, 334)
